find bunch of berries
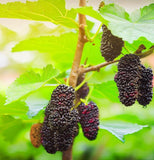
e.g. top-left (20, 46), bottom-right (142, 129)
top-left (114, 54), bottom-right (153, 106)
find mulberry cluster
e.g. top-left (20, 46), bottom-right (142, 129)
top-left (115, 54), bottom-right (153, 106)
top-left (137, 65), bottom-right (153, 106)
top-left (78, 101), bottom-right (99, 140)
top-left (30, 123), bottom-right (42, 148)
top-left (115, 54), bottom-right (141, 106)
top-left (76, 74), bottom-right (89, 99)
top-left (41, 84), bottom-right (79, 154)
top-left (100, 25), bottom-right (124, 62)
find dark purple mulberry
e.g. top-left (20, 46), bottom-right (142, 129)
top-left (78, 102), bottom-right (99, 140)
top-left (100, 25), bottom-right (124, 62)
top-left (118, 54), bottom-right (141, 72)
top-left (115, 54), bottom-right (141, 106)
top-left (76, 74), bottom-right (89, 99)
top-left (50, 84), bottom-right (75, 108)
top-left (41, 84), bottom-right (79, 153)
top-left (137, 65), bottom-right (153, 106)
top-left (41, 118), bottom-right (57, 154)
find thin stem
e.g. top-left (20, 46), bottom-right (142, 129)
top-left (53, 77), bottom-right (62, 84)
top-left (124, 46), bottom-right (130, 53)
top-left (75, 72), bottom-right (93, 91)
top-left (84, 22), bottom-right (103, 42)
top-left (44, 84), bottom-right (59, 87)
top-left (91, 22), bottom-right (103, 41)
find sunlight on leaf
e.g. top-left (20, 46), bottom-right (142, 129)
top-left (100, 3), bottom-right (154, 43)
top-left (0, 0), bottom-right (78, 28)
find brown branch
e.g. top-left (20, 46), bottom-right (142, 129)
top-left (69, 0), bottom-right (88, 88)
top-left (62, 145), bottom-right (73, 160)
top-left (80, 60), bottom-right (119, 74)
top-left (63, 0), bottom-right (87, 160)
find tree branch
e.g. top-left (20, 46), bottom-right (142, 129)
top-left (63, 0), bottom-right (87, 160)
top-left (62, 145), bottom-right (73, 160)
top-left (69, 0), bottom-right (88, 88)
top-left (80, 60), bottom-right (119, 74)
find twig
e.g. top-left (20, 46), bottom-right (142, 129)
top-left (80, 60), bottom-right (119, 74)
top-left (134, 47), bottom-right (154, 58)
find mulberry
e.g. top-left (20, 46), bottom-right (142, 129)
top-left (137, 65), bottom-right (153, 106)
top-left (50, 84), bottom-right (75, 108)
top-left (77, 74), bottom-right (89, 99)
top-left (100, 25), bottom-right (124, 62)
top-left (41, 118), bottom-right (57, 154)
top-left (78, 102), bottom-right (99, 140)
top-left (118, 54), bottom-right (141, 72)
top-left (41, 84), bottom-right (79, 153)
top-left (30, 123), bottom-right (42, 148)
top-left (115, 54), bottom-right (141, 106)
top-left (115, 71), bottom-right (139, 106)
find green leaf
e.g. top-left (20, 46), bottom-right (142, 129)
top-left (74, 7), bottom-right (108, 24)
top-left (100, 120), bottom-right (148, 142)
top-left (92, 81), bottom-right (119, 103)
top-left (6, 65), bottom-right (59, 104)
top-left (100, 3), bottom-right (154, 43)
top-left (0, 0), bottom-right (78, 28)
top-left (0, 115), bottom-right (23, 142)
top-left (12, 32), bottom-right (78, 71)
top-left (26, 87), bottom-right (55, 117)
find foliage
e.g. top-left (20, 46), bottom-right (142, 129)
top-left (0, 0), bottom-right (153, 160)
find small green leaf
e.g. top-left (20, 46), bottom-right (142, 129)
top-left (92, 81), bottom-right (119, 103)
top-left (6, 65), bottom-right (59, 104)
top-left (100, 120), bottom-right (148, 142)
top-left (0, 115), bottom-right (23, 142)
top-left (100, 3), bottom-right (154, 43)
